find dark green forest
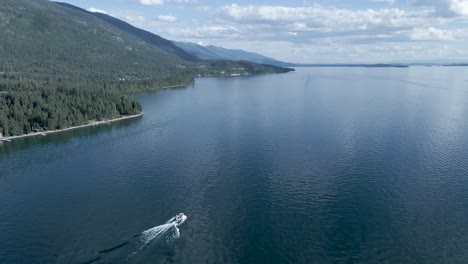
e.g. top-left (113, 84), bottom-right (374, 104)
top-left (0, 0), bottom-right (293, 137)
top-left (0, 86), bottom-right (141, 137)
top-left (0, 69), bottom-right (193, 137)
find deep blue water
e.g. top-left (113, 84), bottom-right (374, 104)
top-left (1, 67), bottom-right (468, 263)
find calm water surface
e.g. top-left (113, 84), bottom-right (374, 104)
top-left (1, 67), bottom-right (468, 263)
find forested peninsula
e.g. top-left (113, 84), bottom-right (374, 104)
top-left (0, 0), bottom-right (293, 138)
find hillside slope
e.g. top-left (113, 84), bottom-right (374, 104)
top-left (0, 0), bottom-right (192, 82)
top-left (57, 2), bottom-right (200, 63)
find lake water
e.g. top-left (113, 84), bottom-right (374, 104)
top-left (2, 67), bottom-right (468, 264)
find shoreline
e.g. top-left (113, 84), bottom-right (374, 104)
top-left (1, 112), bottom-right (143, 142)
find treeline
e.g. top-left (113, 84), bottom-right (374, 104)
top-left (0, 59), bottom-right (293, 137)
top-left (0, 81), bottom-right (141, 137)
top-left (0, 72), bottom-right (194, 93)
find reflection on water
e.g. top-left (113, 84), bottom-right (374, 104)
top-left (2, 67), bottom-right (468, 264)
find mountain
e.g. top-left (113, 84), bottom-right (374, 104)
top-left (0, 0), bottom-right (290, 82)
top-left (173, 41), bottom-right (293, 67)
top-left (0, 0), bottom-right (194, 82)
top-left (57, 3), bottom-right (199, 62)
top-left (0, 0), bottom-right (292, 137)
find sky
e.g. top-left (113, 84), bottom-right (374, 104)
top-left (56, 0), bottom-right (468, 63)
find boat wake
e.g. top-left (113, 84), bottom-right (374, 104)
top-left (80, 213), bottom-right (187, 264)
top-left (140, 213), bottom-right (187, 246)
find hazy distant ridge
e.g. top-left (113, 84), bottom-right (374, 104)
top-left (173, 41), bottom-right (293, 67)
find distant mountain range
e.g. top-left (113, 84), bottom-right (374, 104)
top-left (172, 41), bottom-right (293, 67)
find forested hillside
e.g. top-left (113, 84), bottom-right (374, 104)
top-left (0, 0), bottom-right (292, 137)
top-left (57, 3), bottom-right (200, 63)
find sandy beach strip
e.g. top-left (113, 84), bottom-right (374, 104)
top-left (1, 112), bottom-right (143, 141)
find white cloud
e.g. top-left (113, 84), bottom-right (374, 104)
top-left (411, 27), bottom-right (456, 40)
top-left (218, 4), bottom-right (431, 31)
top-left (157, 15), bottom-right (177, 22)
top-left (411, 0), bottom-right (468, 17)
top-left (159, 3), bottom-right (468, 49)
top-left (139, 0), bottom-right (164, 6)
top-left (86, 7), bottom-right (108, 14)
top-left (450, 0), bottom-right (468, 15)
top-left (106, 1), bottom-right (467, 62)
top-left (210, 4), bottom-right (437, 44)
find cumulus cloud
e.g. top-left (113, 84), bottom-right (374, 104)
top-left (86, 7), bottom-right (108, 14)
top-left (218, 4), bottom-right (431, 31)
top-left (139, 0), bottom-right (164, 6)
top-left (450, 0), bottom-right (468, 15)
top-left (161, 3), bottom-right (468, 49)
top-left (411, 0), bottom-right (468, 17)
top-left (207, 4), bottom-right (437, 44)
top-left (411, 27), bottom-right (456, 40)
top-left (117, 1), bottom-right (467, 62)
